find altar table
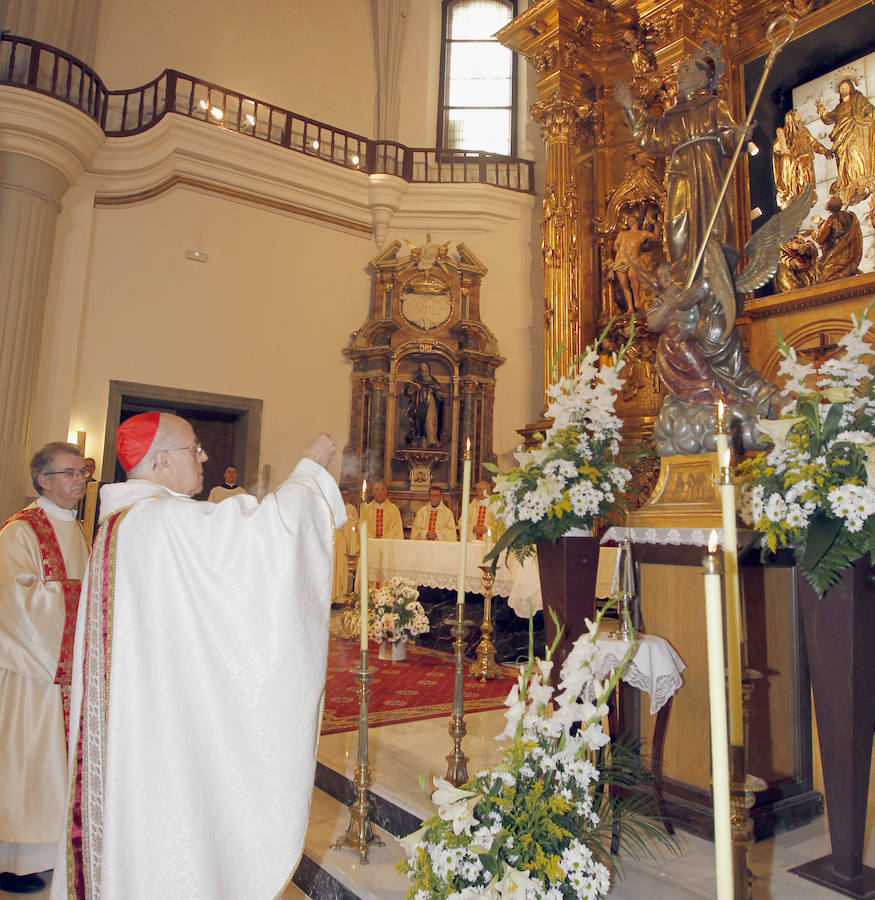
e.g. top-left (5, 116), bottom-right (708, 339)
top-left (358, 539), bottom-right (619, 614)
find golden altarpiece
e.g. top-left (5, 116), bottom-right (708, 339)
top-left (498, 0), bottom-right (875, 842)
top-left (341, 239), bottom-right (502, 529)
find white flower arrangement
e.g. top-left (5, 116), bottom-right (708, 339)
top-left (367, 576), bottom-right (430, 644)
top-left (485, 329), bottom-right (634, 564)
top-left (396, 605), bottom-right (674, 898)
top-left (739, 300), bottom-right (875, 595)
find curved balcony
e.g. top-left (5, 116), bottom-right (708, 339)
top-left (0, 33), bottom-right (534, 194)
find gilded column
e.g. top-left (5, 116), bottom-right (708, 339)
top-left (531, 96), bottom-right (586, 392)
top-left (0, 88), bottom-right (103, 518)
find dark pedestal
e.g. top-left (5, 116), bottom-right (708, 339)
top-left (536, 534), bottom-right (600, 684)
top-left (790, 557), bottom-right (875, 898)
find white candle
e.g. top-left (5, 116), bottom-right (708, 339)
top-left (703, 530), bottom-right (734, 899)
top-left (359, 479), bottom-right (368, 650)
top-left (719, 446), bottom-right (743, 746)
top-left (457, 438), bottom-right (472, 609)
top-left (715, 398), bottom-right (728, 463)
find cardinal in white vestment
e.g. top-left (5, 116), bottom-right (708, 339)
top-left (0, 443), bottom-right (89, 894)
top-left (366, 480), bottom-right (403, 539)
top-left (52, 413), bottom-right (345, 900)
top-left (410, 485), bottom-right (457, 541)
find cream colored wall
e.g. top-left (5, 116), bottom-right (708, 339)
top-left (61, 187), bottom-right (537, 488)
top-left (93, 0), bottom-right (376, 137)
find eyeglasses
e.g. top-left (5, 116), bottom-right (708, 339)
top-left (166, 443), bottom-right (206, 459)
top-left (44, 467), bottom-right (89, 479)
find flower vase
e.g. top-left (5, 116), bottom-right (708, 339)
top-left (379, 639), bottom-right (407, 661)
top-left (535, 532), bottom-right (600, 687)
top-left (790, 555), bottom-right (875, 897)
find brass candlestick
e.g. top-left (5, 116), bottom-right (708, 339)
top-left (338, 553), bottom-right (360, 640)
top-left (331, 648), bottom-right (384, 862)
top-left (445, 608), bottom-right (474, 786)
top-left (470, 566), bottom-right (502, 681)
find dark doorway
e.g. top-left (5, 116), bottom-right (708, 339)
top-left (105, 382), bottom-right (262, 500)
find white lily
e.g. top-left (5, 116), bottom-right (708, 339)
top-left (494, 865), bottom-right (540, 898)
top-left (398, 824), bottom-right (428, 857)
top-left (431, 776), bottom-right (477, 808)
top-left (754, 416), bottom-right (804, 454)
top-left (821, 386), bottom-right (854, 403)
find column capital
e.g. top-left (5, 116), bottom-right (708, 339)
top-left (0, 87), bottom-right (104, 192)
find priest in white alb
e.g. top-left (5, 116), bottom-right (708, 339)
top-left (410, 485), bottom-right (457, 541)
top-left (467, 479), bottom-right (496, 541)
top-left (52, 413), bottom-right (344, 900)
top-left (366, 480), bottom-right (403, 539)
top-left (332, 485), bottom-right (359, 601)
top-left (0, 443), bottom-right (89, 894)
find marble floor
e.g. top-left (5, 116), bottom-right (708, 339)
top-left (6, 696), bottom-right (874, 899)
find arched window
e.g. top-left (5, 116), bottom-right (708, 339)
top-left (438, 0), bottom-right (517, 156)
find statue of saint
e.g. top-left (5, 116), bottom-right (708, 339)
top-left (616, 47), bottom-right (811, 454)
top-left (814, 196), bottom-right (863, 282)
top-left (404, 362), bottom-right (445, 448)
top-left (608, 213), bottom-right (656, 311)
top-left (615, 50), bottom-right (745, 285)
top-left (774, 232), bottom-right (819, 292)
top-left (816, 78), bottom-right (875, 206)
top-left (772, 109), bottom-right (832, 208)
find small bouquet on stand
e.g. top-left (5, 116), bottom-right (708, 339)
top-left (367, 576), bottom-right (430, 660)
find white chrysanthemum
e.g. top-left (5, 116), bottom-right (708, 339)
top-left (828, 483), bottom-right (875, 532)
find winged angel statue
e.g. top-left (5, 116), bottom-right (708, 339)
top-left (616, 27), bottom-right (807, 454)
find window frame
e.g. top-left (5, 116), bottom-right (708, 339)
top-left (437, 0), bottom-right (518, 158)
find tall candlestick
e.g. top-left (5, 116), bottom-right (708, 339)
top-left (457, 438), bottom-right (472, 609)
top-left (359, 479), bottom-right (368, 650)
top-left (703, 531), bottom-right (734, 899)
top-left (719, 445), bottom-right (743, 747)
top-left (715, 398), bottom-right (728, 462)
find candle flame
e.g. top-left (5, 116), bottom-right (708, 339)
top-left (718, 398), bottom-right (724, 417)
top-left (466, 436), bottom-right (471, 452)
top-left (361, 478), bottom-right (367, 500)
top-left (723, 447), bottom-right (731, 470)
top-left (708, 529), bottom-right (719, 553)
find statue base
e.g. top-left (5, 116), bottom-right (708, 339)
top-left (626, 452), bottom-right (724, 529)
top-left (394, 449), bottom-right (448, 492)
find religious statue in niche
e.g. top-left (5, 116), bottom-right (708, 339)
top-left (772, 109), bottom-right (833, 208)
top-left (816, 75), bottom-right (875, 207)
top-left (774, 230), bottom-right (820, 292)
top-left (403, 361), bottom-right (446, 448)
top-left (608, 210), bottom-right (659, 312)
top-left (616, 40), bottom-right (812, 454)
top-left (814, 195), bottom-right (863, 281)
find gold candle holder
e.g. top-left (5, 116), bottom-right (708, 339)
top-left (331, 648), bottom-right (384, 862)
top-left (338, 552), bottom-right (360, 640)
top-left (470, 566), bottom-right (502, 682)
top-left (445, 608), bottom-right (474, 786)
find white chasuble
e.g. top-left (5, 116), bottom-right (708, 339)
top-left (0, 500), bottom-right (87, 873)
top-left (53, 459), bottom-right (344, 900)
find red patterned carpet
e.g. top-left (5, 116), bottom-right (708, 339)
top-left (321, 636), bottom-right (517, 734)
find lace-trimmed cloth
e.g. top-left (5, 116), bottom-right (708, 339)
top-left (592, 633), bottom-right (686, 715)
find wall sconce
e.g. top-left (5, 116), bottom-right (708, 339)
top-left (76, 429), bottom-right (86, 454)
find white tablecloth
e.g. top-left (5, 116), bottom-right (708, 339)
top-left (359, 540), bottom-right (620, 617)
top-left (602, 525), bottom-right (758, 550)
top-left (593, 632), bottom-right (686, 715)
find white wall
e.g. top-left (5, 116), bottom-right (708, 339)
top-left (93, 0), bottom-right (377, 137)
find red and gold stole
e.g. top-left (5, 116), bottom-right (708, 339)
top-left (375, 507), bottom-right (384, 538)
top-left (2, 507), bottom-right (82, 738)
top-left (428, 508), bottom-right (438, 533)
top-left (477, 504), bottom-right (487, 528)
top-left (61, 506), bottom-right (131, 900)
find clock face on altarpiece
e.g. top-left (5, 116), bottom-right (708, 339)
top-left (401, 289), bottom-right (452, 331)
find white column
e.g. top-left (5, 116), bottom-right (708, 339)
top-left (0, 87), bottom-right (104, 517)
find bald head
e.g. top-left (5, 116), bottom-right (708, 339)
top-left (127, 413), bottom-right (208, 496)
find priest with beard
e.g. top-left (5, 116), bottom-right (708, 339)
top-left (52, 413), bottom-right (344, 900)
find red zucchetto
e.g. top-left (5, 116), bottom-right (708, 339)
top-left (116, 411), bottom-right (161, 472)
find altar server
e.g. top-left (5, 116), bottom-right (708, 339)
top-left (53, 413), bottom-right (344, 900)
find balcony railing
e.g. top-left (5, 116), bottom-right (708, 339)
top-left (0, 34), bottom-right (534, 194)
